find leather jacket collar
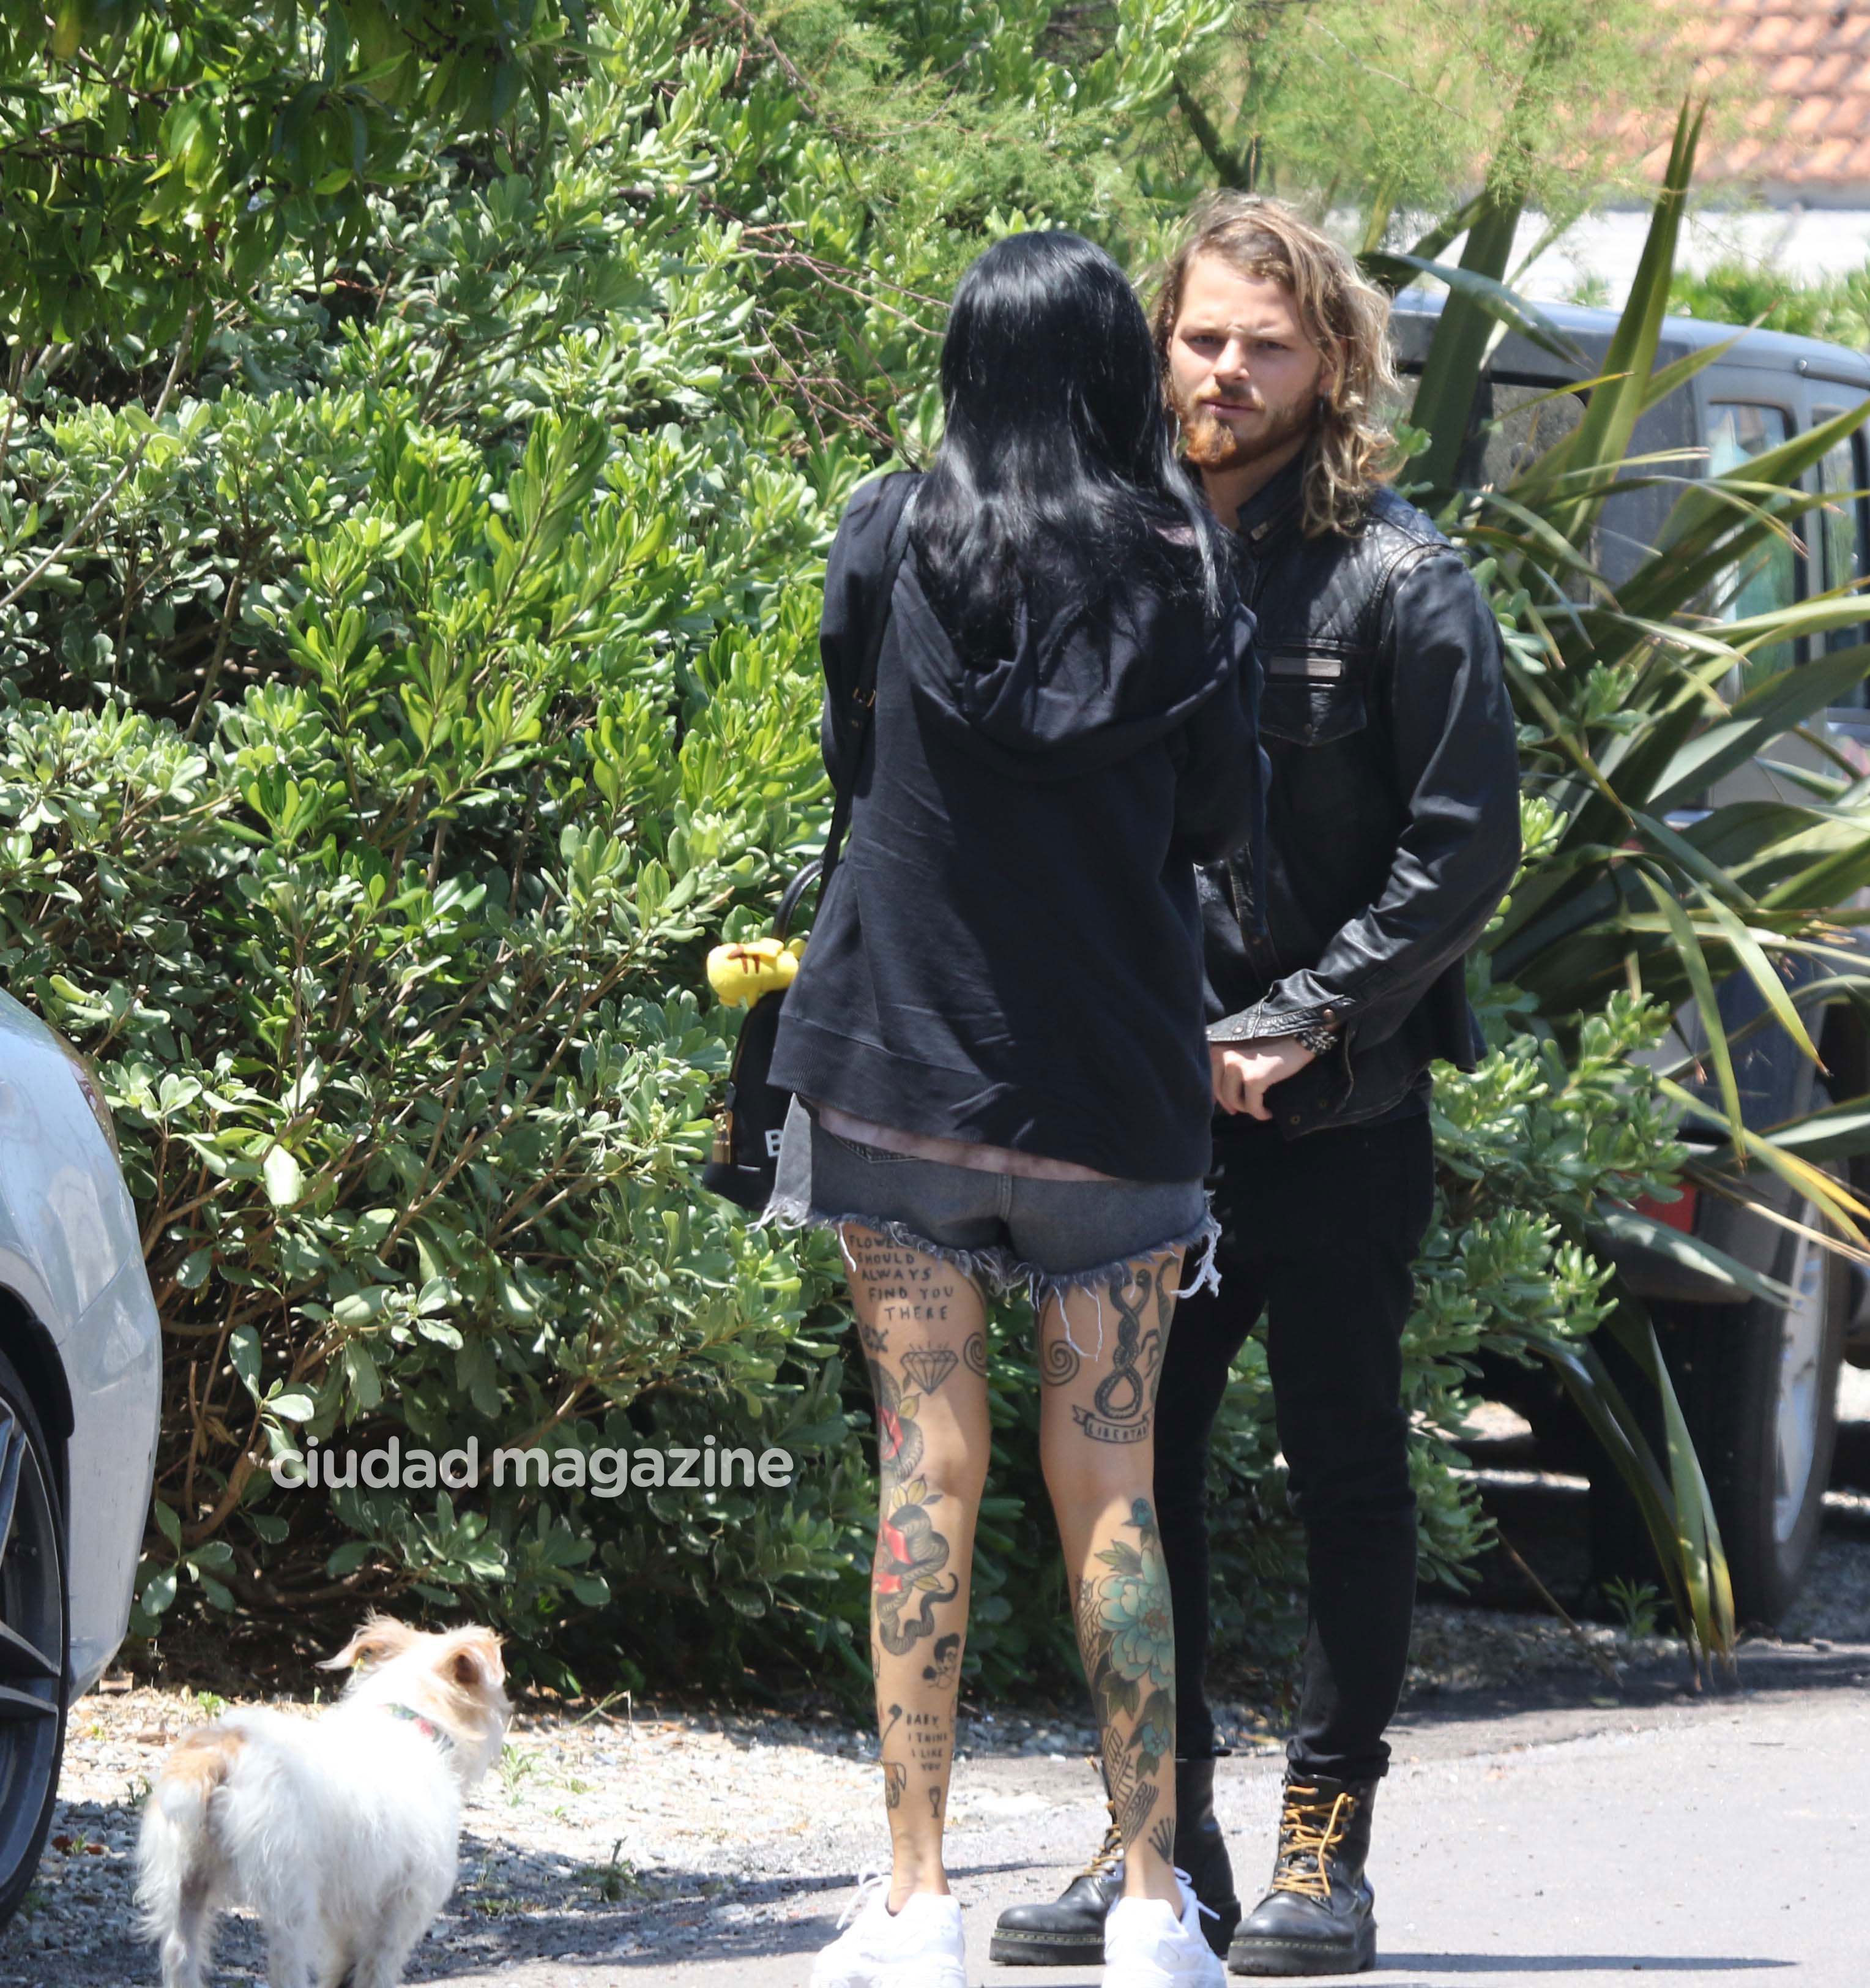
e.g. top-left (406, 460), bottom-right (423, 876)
top-left (1231, 453), bottom-right (1307, 552)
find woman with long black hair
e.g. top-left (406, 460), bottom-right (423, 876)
top-left (768, 230), bottom-right (1261, 1988)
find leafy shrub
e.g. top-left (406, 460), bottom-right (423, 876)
top-left (0, 7), bottom-right (912, 1688)
top-left (1666, 261), bottom-right (1870, 351)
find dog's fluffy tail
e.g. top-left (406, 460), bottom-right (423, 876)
top-left (135, 1727), bottom-right (244, 1988)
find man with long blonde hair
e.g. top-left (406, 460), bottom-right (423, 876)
top-left (991, 198), bottom-right (1521, 1977)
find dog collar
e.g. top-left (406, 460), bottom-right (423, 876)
top-left (386, 1703), bottom-right (455, 1751)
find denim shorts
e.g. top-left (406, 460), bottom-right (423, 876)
top-left (762, 1097), bottom-right (1220, 1317)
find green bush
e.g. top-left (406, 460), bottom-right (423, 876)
top-left (0, 5), bottom-right (909, 1689)
top-left (1666, 260), bottom-right (1870, 350)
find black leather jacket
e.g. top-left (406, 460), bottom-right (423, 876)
top-left (1201, 461), bottom-right (1522, 1137)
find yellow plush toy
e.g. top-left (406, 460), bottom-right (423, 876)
top-left (706, 936), bottom-right (803, 1007)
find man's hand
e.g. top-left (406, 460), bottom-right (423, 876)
top-left (1210, 1037), bottom-right (1318, 1121)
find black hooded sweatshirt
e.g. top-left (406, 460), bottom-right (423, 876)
top-left (769, 472), bottom-right (1264, 1183)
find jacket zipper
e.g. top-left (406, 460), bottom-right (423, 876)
top-left (1232, 540), bottom-right (1356, 1113)
top-left (1231, 544), bottom-right (1286, 984)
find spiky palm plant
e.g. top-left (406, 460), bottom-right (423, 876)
top-left (1378, 105), bottom-right (1870, 1662)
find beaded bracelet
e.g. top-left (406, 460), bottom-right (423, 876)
top-left (1291, 1021), bottom-right (1340, 1057)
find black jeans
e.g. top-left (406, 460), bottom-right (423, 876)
top-left (1155, 1108), bottom-right (1436, 1782)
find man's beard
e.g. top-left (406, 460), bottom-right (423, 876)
top-left (1173, 383), bottom-right (1317, 472)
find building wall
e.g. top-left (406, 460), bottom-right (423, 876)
top-left (1520, 205), bottom-right (1870, 305)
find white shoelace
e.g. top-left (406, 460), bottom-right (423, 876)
top-left (1177, 1866), bottom-right (1220, 1923)
top-left (1112, 1869), bottom-right (1219, 1930)
top-left (835, 1869), bottom-right (892, 1932)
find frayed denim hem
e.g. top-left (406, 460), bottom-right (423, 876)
top-left (1021, 1202), bottom-right (1223, 1365)
top-left (757, 1194), bottom-right (1012, 1297)
top-left (758, 1192), bottom-right (1223, 1361)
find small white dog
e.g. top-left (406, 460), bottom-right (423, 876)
top-left (136, 1614), bottom-right (512, 1988)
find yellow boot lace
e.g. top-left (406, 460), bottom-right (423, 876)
top-left (1269, 1783), bottom-right (1357, 1903)
top-left (1077, 1789), bottom-right (1123, 1884)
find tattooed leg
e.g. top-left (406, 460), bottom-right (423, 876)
top-left (842, 1225), bottom-right (991, 1909)
top-left (1038, 1250), bottom-right (1185, 1906)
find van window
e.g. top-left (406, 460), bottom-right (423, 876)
top-left (1388, 371), bottom-right (1588, 487)
top-left (1815, 419), bottom-right (1868, 704)
top-left (1708, 403), bottom-right (1800, 689)
top-left (1475, 381), bottom-right (1589, 488)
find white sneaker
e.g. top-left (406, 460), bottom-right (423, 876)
top-left (810, 1870), bottom-right (968, 1988)
top-left (1102, 1870), bottom-right (1224, 1988)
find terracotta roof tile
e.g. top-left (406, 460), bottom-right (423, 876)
top-left (1748, 15), bottom-right (1795, 56)
top-left (1682, 4), bottom-right (1870, 190)
top-left (1805, 53), bottom-right (1855, 91)
top-left (1832, 93), bottom-right (1870, 134)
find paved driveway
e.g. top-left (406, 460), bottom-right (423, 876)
top-left (452, 1646), bottom-right (1866, 1987)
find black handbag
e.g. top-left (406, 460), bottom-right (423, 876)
top-left (701, 487), bottom-right (917, 1211)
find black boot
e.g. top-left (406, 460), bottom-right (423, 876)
top-left (1175, 1756), bottom-right (1242, 1958)
top-left (1228, 1772), bottom-right (1378, 1976)
top-left (990, 1757), bottom-right (1240, 1966)
top-left (989, 1784), bottom-right (1123, 1966)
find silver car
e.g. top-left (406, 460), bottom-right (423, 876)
top-left (0, 988), bottom-right (161, 1919)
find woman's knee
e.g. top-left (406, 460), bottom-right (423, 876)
top-left (1040, 1434), bottom-right (1153, 1512)
top-left (881, 1405), bottom-right (989, 1503)
top-left (907, 1448), bottom-right (989, 1511)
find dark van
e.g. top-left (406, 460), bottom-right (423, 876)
top-left (1391, 292), bottom-right (1870, 1624)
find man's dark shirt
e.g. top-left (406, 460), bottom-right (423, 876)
top-left (1200, 457), bottom-right (1522, 1138)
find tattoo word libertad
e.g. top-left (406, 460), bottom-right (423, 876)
top-left (1071, 1265), bottom-right (1168, 1445)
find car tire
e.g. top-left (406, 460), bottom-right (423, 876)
top-left (0, 1346), bottom-right (68, 1929)
top-left (1587, 1176), bottom-right (1849, 1629)
top-left (1665, 1190), bottom-right (1848, 1627)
